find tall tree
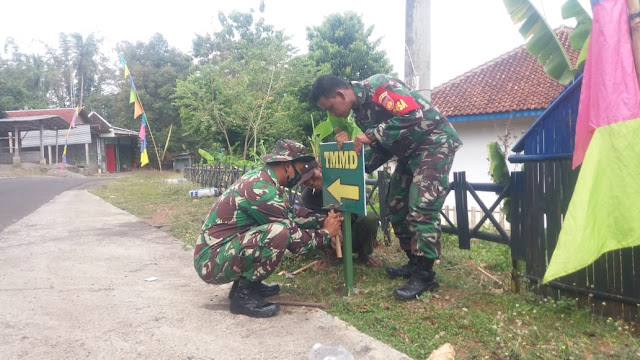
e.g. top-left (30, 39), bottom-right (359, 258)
top-left (0, 39), bottom-right (50, 109)
top-left (46, 33), bottom-right (108, 108)
top-left (70, 33), bottom-right (102, 107)
top-left (306, 12), bottom-right (393, 80)
top-left (177, 8), bottom-right (305, 159)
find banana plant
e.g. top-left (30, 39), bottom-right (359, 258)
top-left (503, 0), bottom-right (592, 85)
top-left (562, 0), bottom-right (592, 67)
top-left (309, 111), bottom-right (363, 150)
top-left (487, 142), bottom-right (512, 222)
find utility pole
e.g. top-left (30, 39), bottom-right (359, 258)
top-left (405, 0), bottom-right (432, 100)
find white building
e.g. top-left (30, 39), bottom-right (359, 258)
top-left (431, 27), bottom-right (578, 214)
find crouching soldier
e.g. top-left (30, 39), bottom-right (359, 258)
top-left (193, 140), bottom-right (343, 318)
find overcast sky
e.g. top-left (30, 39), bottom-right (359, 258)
top-left (1, 0), bottom-right (591, 87)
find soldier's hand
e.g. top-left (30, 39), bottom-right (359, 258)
top-left (323, 211), bottom-right (343, 238)
top-left (334, 127), bottom-right (349, 150)
top-left (352, 133), bottom-right (371, 155)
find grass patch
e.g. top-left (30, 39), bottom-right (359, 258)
top-left (91, 170), bottom-right (640, 359)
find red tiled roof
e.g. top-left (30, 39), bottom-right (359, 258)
top-left (6, 108), bottom-right (86, 125)
top-left (432, 27), bottom-right (580, 117)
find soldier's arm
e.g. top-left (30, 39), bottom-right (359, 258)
top-left (367, 75), bottom-right (443, 151)
top-left (293, 207), bottom-right (325, 229)
top-left (242, 182), bottom-right (331, 252)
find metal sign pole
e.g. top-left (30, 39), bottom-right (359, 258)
top-left (343, 211), bottom-right (353, 295)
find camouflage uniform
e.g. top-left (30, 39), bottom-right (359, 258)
top-left (351, 74), bottom-right (462, 259)
top-left (194, 159), bottom-right (330, 285)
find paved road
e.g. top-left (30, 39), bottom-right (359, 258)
top-left (0, 177), bottom-right (105, 231)
top-left (0, 187), bottom-right (410, 359)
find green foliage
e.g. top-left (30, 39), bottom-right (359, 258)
top-left (503, 0), bottom-right (575, 84)
top-left (198, 147), bottom-right (262, 168)
top-left (326, 112), bottom-right (362, 139)
top-left (561, 0), bottom-right (592, 69)
top-left (502, 0), bottom-right (592, 84)
top-left (307, 12), bottom-right (393, 79)
top-left (177, 9), bottom-right (322, 160)
top-left (487, 141), bottom-right (511, 222)
top-left (0, 40), bottom-right (53, 109)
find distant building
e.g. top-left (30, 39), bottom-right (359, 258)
top-left (0, 108), bottom-right (138, 173)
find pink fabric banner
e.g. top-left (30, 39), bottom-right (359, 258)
top-left (70, 107), bottom-right (78, 128)
top-left (139, 123), bottom-right (146, 140)
top-left (573, 0), bottom-right (640, 168)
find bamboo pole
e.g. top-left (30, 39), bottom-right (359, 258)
top-left (627, 0), bottom-right (640, 88)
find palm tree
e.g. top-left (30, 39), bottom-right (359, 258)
top-left (69, 33), bottom-right (101, 107)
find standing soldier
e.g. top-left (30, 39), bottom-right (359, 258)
top-left (310, 74), bottom-right (462, 300)
top-left (193, 139), bottom-right (343, 317)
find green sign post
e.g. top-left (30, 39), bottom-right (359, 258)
top-left (320, 141), bottom-right (366, 295)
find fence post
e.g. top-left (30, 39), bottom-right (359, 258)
top-left (454, 171), bottom-right (470, 249)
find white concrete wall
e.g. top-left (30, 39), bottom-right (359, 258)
top-left (445, 116), bottom-right (537, 207)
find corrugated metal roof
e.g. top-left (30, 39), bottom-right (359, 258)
top-left (0, 115), bottom-right (70, 132)
top-left (7, 108), bottom-right (87, 125)
top-left (21, 125), bottom-right (92, 148)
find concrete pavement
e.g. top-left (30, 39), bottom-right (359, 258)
top-left (0, 189), bottom-right (410, 360)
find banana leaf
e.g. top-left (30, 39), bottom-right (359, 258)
top-left (198, 148), bottom-right (216, 164)
top-left (561, 0), bottom-right (592, 68)
top-left (327, 112), bottom-right (362, 140)
top-left (503, 0), bottom-right (575, 85)
top-left (487, 142), bottom-right (511, 222)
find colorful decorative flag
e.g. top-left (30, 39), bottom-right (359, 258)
top-left (139, 123), bottom-right (146, 140)
top-left (60, 107), bottom-right (76, 170)
top-left (571, 0), bottom-right (640, 168)
top-left (121, 54), bottom-right (152, 168)
top-left (134, 100), bottom-right (143, 119)
top-left (70, 107), bottom-right (78, 128)
top-left (543, 0), bottom-right (640, 283)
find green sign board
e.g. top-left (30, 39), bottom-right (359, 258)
top-left (320, 142), bottom-right (366, 216)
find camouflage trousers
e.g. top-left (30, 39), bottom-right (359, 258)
top-left (352, 212), bottom-right (380, 255)
top-left (388, 142), bottom-right (457, 259)
top-left (194, 222), bottom-right (292, 284)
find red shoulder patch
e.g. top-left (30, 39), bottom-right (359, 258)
top-left (372, 86), bottom-right (420, 116)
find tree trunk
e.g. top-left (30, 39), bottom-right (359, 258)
top-left (242, 105), bottom-right (259, 160)
top-left (627, 0), bottom-right (640, 89)
top-left (253, 64), bottom-right (276, 154)
top-left (79, 73), bottom-right (84, 107)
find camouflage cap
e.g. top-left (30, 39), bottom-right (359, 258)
top-left (262, 139), bottom-right (315, 164)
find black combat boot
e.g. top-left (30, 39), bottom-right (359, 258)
top-left (229, 279), bottom-right (280, 318)
top-left (393, 256), bottom-right (439, 301)
top-left (228, 279), bottom-right (280, 299)
top-left (385, 249), bottom-right (413, 279)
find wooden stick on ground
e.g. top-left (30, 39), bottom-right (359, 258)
top-left (291, 260), bottom-right (319, 275)
top-left (477, 266), bottom-right (502, 284)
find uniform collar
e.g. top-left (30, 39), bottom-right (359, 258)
top-left (262, 165), bottom-right (279, 187)
top-left (350, 80), bottom-right (368, 107)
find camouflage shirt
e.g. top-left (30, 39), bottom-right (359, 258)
top-left (196, 166), bottom-right (330, 254)
top-left (352, 74), bottom-right (462, 161)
